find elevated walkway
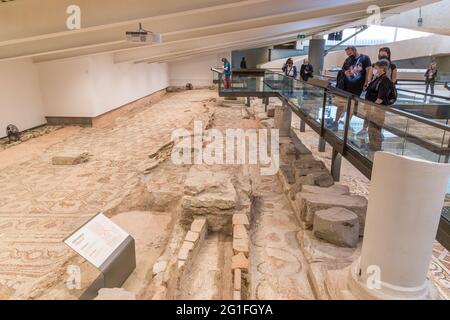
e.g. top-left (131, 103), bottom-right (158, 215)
top-left (211, 68), bottom-right (450, 250)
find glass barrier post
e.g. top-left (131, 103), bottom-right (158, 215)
top-left (319, 89), bottom-right (328, 152)
top-left (342, 96), bottom-right (353, 152)
top-left (331, 148), bottom-right (342, 182)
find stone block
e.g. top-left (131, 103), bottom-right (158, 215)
top-left (313, 208), bottom-right (360, 248)
top-left (233, 238), bottom-right (249, 256)
top-left (232, 213), bottom-right (249, 226)
top-left (178, 248), bottom-right (190, 261)
top-left (185, 231), bottom-right (199, 243)
top-left (181, 241), bottom-right (194, 251)
top-left (267, 108), bottom-right (275, 117)
top-left (52, 153), bottom-right (90, 165)
top-left (231, 253), bottom-right (249, 270)
top-left (182, 169), bottom-right (237, 232)
top-left (94, 288), bottom-right (136, 300)
top-left (310, 172), bottom-right (334, 188)
top-left (234, 269), bottom-right (242, 291)
top-left (152, 260), bottom-right (168, 276)
top-left (296, 192), bottom-right (367, 234)
top-left (256, 112), bottom-right (269, 120)
top-left (233, 224), bottom-right (248, 239)
top-left (191, 218), bottom-right (207, 237)
top-left (301, 184), bottom-right (350, 196)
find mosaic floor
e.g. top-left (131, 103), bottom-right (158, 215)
top-left (0, 90), bottom-right (216, 299)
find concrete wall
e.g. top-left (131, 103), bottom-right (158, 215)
top-left (38, 57), bottom-right (96, 118)
top-left (382, 0), bottom-right (450, 36)
top-left (168, 52), bottom-right (230, 87)
top-left (232, 48), bottom-right (268, 69)
top-left (0, 59), bottom-right (46, 137)
top-left (89, 54), bottom-right (168, 116)
top-left (0, 53), bottom-right (170, 137)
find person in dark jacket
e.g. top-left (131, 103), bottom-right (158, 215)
top-left (363, 60), bottom-right (395, 152)
top-left (240, 57), bottom-right (247, 69)
top-left (300, 58), bottom-right (314, 81)
top-left (425, 62), bottom-right (438, 94)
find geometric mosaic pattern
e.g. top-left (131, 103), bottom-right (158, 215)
top-left (0, 90), bottom-right (216, 299)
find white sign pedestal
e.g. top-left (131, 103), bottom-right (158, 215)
top-left (64, 213), bottom-right (136, 300)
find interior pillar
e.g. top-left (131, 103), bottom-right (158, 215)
top-left (349, 152), bottom-right (450, 299)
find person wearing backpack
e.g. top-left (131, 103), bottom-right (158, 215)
top-left (363, 60), bottom-right (396, 152)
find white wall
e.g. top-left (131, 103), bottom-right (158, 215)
top-left (168, 52), bottom-right (230, 87)
top-left (89, 54), bottom-right (168, 116)
top-left (38, 57), bottom-right (96, 117)
top-left (0, 58), bottom-right (46, 138)
top-left (38, 54), bottom-right (169, 118)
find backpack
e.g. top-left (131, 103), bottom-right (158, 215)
top-left (336, 69), bottom-right (346, 90)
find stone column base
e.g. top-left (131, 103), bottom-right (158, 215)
top-left (324, 262), bottom-right (442, 300)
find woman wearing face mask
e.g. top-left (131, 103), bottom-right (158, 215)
top-left (362, 60), bottom-right (396, 152)
top-left (377, 47), bottom-right (397, 84)
top-left (358, 47), bottom-right (397, 138)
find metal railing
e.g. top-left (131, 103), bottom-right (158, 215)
top-left (211, 67), bottom-right (450, 249)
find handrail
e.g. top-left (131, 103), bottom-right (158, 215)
top-left (211, 67), bottom-right (224, 74)
top-left (316, 74), bottom-right (450, 101)
top-left (212, 67), bottom-right (450, 130)
top-left (265, 70), bottom-right (450, 130)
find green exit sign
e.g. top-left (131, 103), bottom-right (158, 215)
top-left (297, 34), bottom-right (306, 39)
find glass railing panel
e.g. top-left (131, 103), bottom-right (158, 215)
top-left (347, 102), bottom-right (408, 162)
top-left (402, 117), bottom-right (449, 163)
top-left (323, 91), bottom-right (351, 140)
top-left (290, 82), bottom-right (325, 124)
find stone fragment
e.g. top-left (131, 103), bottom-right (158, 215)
top-left (256, 112), bottom-right (269, 120)
top-left (259, 119), bottom-right (274, 129)
top-left (234, 269), bottom-right (242, 291)
top-left (94, 288), bottom-right (136, 300)
top-left (185, 231), bottom-right (199, 243)
top-left (313, 208), bottom-right (360, 248)
top-left (178, 248), bottom-right (190, 261)
top-left (177, 260), bottom-right (185, 270)
top-left (302, 184), bottom-right (350, 196)
top-left (233, 238), bottom-right (249, 256)
top-left (232, 213), bottom-right (249, 226)
top-left (182, 169), bottom-right (237, 232)
top-left (231, 253), bottom-right (249, 270)
top-left (191, 218), bottom-right (207, 233)
top-left (152, 286), bottom-right (168, 300)
top-left (310, 172), bottom-right (334, 187)
top-left (296, 192), bottom-right (367, 235)
top-left (233, 224), bottom-right (248, 239)
top-left (181, 241), bottom-right (194, 251)
top-left (52, 153), bottom-right (90, 165)
top-left (152, 260), bottom-right (168, 275)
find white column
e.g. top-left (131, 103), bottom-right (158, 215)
top-left (349, 152), bottom-right (450, 299)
